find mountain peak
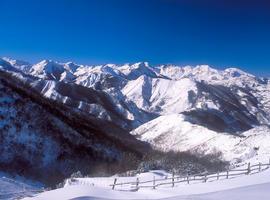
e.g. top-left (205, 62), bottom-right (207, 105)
top-left (64, 62), bottom-right (80, 73)
top-left (0, 57), bottom-right (13, 70)
top-left (132, 62), bottom-right (150, 68)
top-left (193, 65), bottom-right (219, 73)
top-left (2, 57), bottom-right (30, 66)
top-left (30, 60), bottom-right (65, 80)
top-left (224, 67), bottom-right (254, 78)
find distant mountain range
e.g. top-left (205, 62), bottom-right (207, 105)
top-left (1, 57), bottom-right (270, 184)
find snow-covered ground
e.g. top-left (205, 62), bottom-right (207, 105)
top-left (0, 172), bottom-right (44, 200)
top-left (23, 164), bottom-right (270, 200)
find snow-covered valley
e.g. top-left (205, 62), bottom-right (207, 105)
top-left (132, 114), bottom-right (270, 164)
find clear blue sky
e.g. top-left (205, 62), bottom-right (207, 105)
top-left (0, 0), bottom-right (270, 76)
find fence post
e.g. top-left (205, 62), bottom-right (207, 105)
top-left (247, 162), bottom-right (251, 175)
top-left (259, 162), bottom-right (261, 172)
top-left (204, 175), bottom-right (207, 183)
top-left (187, 175), bottom-right (189, 184)
top-left (172, 171), bottom-right (175, 187)
top-left (226, 171), bottom-right (229, 179)
top-left (217, 172), bottom-right (219, 180)
top-left (112, 178), bottom-right (117, 190)
top-left (136, 177), bottom-right (139, 190)
top-left (153, 176), bottom-right (156, 189)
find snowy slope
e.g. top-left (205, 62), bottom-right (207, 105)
top-left (29, 78), bottom-right (154, 129)
top-left (122, 77), bottom-right (197, 114)
top-left (24, 183), bottom-right (270, 200)
top-left (2, 57), bottom-right (32, 73)
top-left (0, 70), bottom-right (150, 186)
top-left (30, 60), bottom-right (67, 80)
top-left (131, 114), bottom-right (270, 163)
top-left (0, 76), bottom-right (112, 182)
top-left (23, 166), bottom-right (270, 200)
top-left (0, 172), bottom-right (43, 200)
top-left (123, 75), bottom-right (268, 133)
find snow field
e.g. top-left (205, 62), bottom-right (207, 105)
top-left (23, 164), bottom-right (270, 200)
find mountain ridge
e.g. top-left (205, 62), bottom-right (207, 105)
top-left (1, 57), bottom-right (270, 171)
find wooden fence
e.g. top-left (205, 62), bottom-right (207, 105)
top-left (110, 160), bottom-right (270, 191)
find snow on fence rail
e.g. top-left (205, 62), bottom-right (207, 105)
top-left (110, 160), bottom-right (270, 191)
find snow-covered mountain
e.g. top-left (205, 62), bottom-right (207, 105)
top-left (1, 57), bottom-right (270, 182)
top-left (30, 60), bottom-right (69, 80)
top-left (0, 63), bottom-right (150, 185)
top-left (2, 57), bottom-right (32, 73)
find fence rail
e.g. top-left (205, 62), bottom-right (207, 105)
top-left (110, 160), bottom-right (270, 191)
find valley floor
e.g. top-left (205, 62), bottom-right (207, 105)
top-left (22, 164), bottom-right (270, 200)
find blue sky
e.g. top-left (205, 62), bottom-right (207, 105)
top-left (0, 0), bottom-right (270, 76)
